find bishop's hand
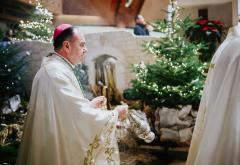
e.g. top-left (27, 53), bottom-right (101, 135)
top-left (90, 96), bottom-right (107, 109)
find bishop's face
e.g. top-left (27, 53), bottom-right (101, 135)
top-left (68, 29), bottom-right (88, 65)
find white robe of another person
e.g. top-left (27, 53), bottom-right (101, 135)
top-left (186, 24), bottom-right (240, 165)
top-left (16, 53), bottom-right (120, 165)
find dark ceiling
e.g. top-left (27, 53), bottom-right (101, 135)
top-left (0, 0), bottom-right (33, 23)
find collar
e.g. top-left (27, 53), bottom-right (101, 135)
top-left (136, 23), bottom-right (146, 28)
top-left (54, 52), bottom-right (75, 69)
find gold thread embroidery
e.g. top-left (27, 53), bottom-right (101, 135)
top-left (104, 125), bottom-right (116, 164)
top-left (84, 135), bottom-right (100, 165)
top-left (83, 112), bottom-right (117, 165)
top-left (209, 63), bottom-right (215, 69)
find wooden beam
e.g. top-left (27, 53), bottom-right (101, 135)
top-left (0, 15), bottom-right (22, 22)
top-left (0, 0), bottom-right (33, 23)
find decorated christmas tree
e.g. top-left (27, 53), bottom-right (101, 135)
top-left (124, 0), bottom-right (207, 109)
top-left (0, 44), bottom-right (27, 103)
top-left (0, 43), bottom-right (28, 164)
top-left (15, 2), bottom-right (53, 42)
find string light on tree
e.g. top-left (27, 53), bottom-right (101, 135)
top-left (0, 44), bottom-right (27, 102)
top-left (16, 1), bottom-right (53, 42)
top-left (124, 0), bottom-right (207, 109)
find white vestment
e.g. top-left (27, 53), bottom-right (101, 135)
top-left (186, 25), bottom-right (240, 165)
top-left (16, 53), bottom-right (120, 165)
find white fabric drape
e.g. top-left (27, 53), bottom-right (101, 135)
top-left (186, 24), bottom-right (240, 165)
top-left (16, 54), bottom-right (120, 165)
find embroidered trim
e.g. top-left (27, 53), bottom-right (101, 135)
top-left (84, 135), bottom-right (100, 165)
top-left (104, 125), bottom-right (115, 164)
top-left (209, 63), bottom-right (215, 69)
top-left (83, 112), bottom-right (118, 165)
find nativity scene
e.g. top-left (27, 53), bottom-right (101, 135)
top-left (0, 0), bottom-right (239, 164)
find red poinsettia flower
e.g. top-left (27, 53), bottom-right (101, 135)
top-left (202, 26), bottom-right (218, 32)
top-left (202, 26), bottom-right (210, 31)
top-left (197, 19), bottom-right (208, 25)
top-left (209, 27), bottom-right (218, 32)
top-left (212, 20), bottom-right (224, 26)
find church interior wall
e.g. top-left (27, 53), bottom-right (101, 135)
top-left (17, 31), bottom-right (157, 95)
top-left (178, 0), bottom-right (231, 7)
top-left (15, 0), bottom-right (234, 28)
top-left (179, 2), bottom-right (232, 27)
top-left (139, 0), bottom-right (169, 23)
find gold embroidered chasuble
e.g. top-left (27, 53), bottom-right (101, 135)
top-left (16, 53), bottom-right (120, 165)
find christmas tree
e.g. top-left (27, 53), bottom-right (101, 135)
top-left (0, 44), bottom-right (27, 103)
top-left (0, 2), bottom-right (53, 163)
top-left (0, 43), bottom-right (28, 164)
top-left (124, 0), bottom-right (207, 109)
top-left (15, 2), bottom-right (53, 42)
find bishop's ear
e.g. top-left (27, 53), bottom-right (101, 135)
top-left (62, 40), bottom-right (70, 51)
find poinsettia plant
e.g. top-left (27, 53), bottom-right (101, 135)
top-left (186, 19), bottom-right (225, 62)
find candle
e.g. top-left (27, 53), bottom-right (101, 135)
top-left (167, 4), bottom-right (173, 21)
top-left (238, 0), bottom-right (240, 16)
top-left (167, 4), bottom-right (172, 13)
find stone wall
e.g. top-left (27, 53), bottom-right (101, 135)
top-left (18, 31), bottom-right (159, 95)
top-left (179, 2), bottom-right (232, 27)
top-left (17, 41), bottom-right (53, 95)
